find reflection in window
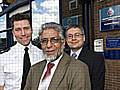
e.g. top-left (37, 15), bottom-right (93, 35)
top-left (0, 32), bottom-right (7, 50)
top-left (32, 0), bottom-right (60, 40)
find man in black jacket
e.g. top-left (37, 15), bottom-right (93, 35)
top-left (64, 24), bottom-right (105, 90)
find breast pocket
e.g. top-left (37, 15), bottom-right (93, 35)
top-left (4, 64), bottom-right (22, 80)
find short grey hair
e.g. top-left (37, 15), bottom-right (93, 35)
top-left (39, 22), bottom-right (64, 40)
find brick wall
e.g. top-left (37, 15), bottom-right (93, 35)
top-left (61, 0), bottom-right (120, 89)
top-left (93, 0), bottom-right (120, 90)
top-left (105, 60), bottom-right (120, 90)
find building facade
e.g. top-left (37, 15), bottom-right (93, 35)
top-left (61, 0), bottom-right (120, 89)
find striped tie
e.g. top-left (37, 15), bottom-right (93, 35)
top-left (72, 53), bottom-right (77, 58)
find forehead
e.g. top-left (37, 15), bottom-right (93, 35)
top-left (14, 20), bottom-right (30, 27)
top-left (67, 27), bottom-right (82, 34)
top-left (41, 29), bottom-right (59, 38)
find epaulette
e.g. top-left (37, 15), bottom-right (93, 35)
top-left (0, 48), bottom-right (10, 54)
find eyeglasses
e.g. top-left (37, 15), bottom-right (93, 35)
top-left (40, 37), bottom-right (62, 45)
top-left (67, 33), bottom-right (84, 39)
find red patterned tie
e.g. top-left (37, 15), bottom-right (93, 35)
top-left (42, 62), bottom-right (54, 80)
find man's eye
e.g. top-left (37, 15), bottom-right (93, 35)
top-left (67, 35), bottom-right (72, 38)
top-left (52, 38), bottom-right (59, 43)
top-left (15, 28), bottom-right (21, 31)
top-left (24, 27), bottom-right (31, 30)
top-left (41, 39), bottom-right (48, 43)
top-left (75, 34), bottom-right (80, 37)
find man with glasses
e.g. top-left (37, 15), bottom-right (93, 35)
top-left (24, 22), bottom-right (91, 90)
top-left (64, 24), bottom-right (105, 90)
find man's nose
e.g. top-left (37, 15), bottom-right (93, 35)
top-left (72, 35), bottom-right (76, 39)
top-left (46, 40), bottom-right (52, 48)
top-left (21, 29), bottom-right (25, 35)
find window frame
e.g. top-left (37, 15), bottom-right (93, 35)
top-left (69, 0), bottom-right (78, 10)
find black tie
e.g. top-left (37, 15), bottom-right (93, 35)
top-left (21, 47), bottom-right (31, 90)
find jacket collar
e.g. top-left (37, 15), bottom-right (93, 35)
top-left (48, 52), bottom-right (71, 89)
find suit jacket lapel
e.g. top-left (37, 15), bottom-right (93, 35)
top-left (38, 60), bottom-right (46, 76)
top-left (78, 46), bottom-right (87, 59)
top-left (35, 60), bottom-right (47, 88)
top-left (48, 53), bottom-right (70, 90)
top-left (64, 46), bottom-right (71, 55)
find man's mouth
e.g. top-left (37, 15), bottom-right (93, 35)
top-left (46, 50), bottom-right (55, 55)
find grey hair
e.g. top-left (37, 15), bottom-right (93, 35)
top-left (39, 22), bottom-right (64, 41)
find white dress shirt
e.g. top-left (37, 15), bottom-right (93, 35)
top-left (38, 54), bottom-right (63, 90)
top-left (0, 42), bottom-right (44, 90)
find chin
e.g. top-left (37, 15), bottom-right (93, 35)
top-left (23, 42), bottom-right (30, 46)
top-left (44, 54), bottom-right (57, 62)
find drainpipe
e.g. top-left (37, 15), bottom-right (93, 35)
top-left (82, 0), bottom-right (91, 50)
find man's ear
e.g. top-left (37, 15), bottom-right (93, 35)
top-left (63, 40), bottom-right (65, 45)
top-left (12, 30), bottom-right (14, 35)
top-left (61, 39), bottom-right (65, 47)
top-left (83, 35), bottom-right (85, 41)
top-left (12, 30), bottom-right (17, 41)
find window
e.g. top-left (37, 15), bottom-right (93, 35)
top-left (0, 31), bottom-right (7, 50)
top-left (0, 14), bottom-right (6, 31)
top-left (32, 0), bottom-right (60, 40)
top-left (69, 0), bottom-right (78, 10)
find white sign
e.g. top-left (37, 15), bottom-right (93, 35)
top-left (94, 39), bottom-right (104, 52)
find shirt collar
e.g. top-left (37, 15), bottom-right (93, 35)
top-left (16, 42), bottom-right (32, 51)
top-left (70, 47), bottom-right (83, 57)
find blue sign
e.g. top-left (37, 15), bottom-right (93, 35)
top-left (106, 37), bottom-right (120, 48)
top-left (104, 50), bottom-right (120, 59)
top-left (62, 16), bottom-right (79, 29)
top-left (99, 5), bottom-right (120, 31)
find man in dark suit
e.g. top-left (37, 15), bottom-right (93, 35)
top-left (24, 22), bottom-right (91, 90)
top-left (64, 25), bottom-right (105, 90)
